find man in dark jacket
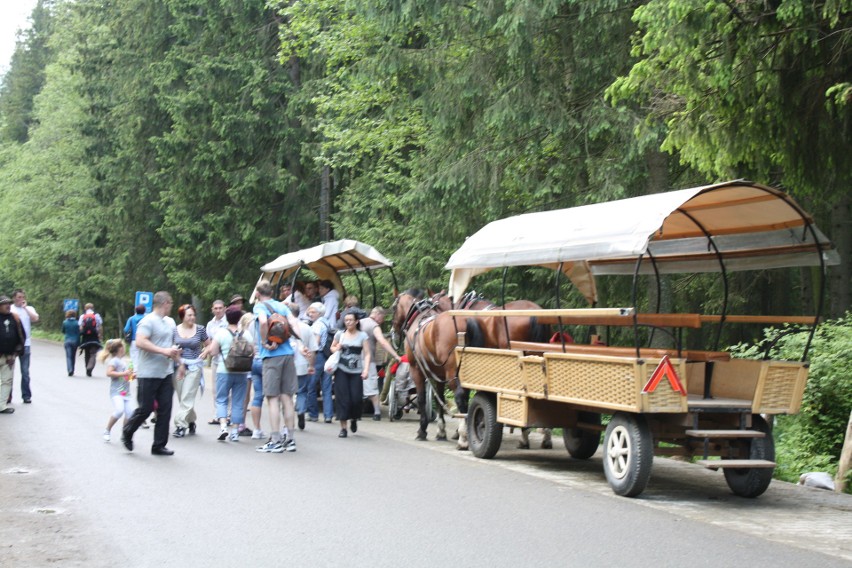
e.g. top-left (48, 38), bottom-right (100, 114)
top-left (0, 295), bottom-right (26, 414)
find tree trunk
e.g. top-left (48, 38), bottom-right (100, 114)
top-left (828, 193), bottom-right (851, 318)
top-left (836, 410), bottom-right (852, 493)
top-left (320, 165), bottom-right (332, 241)
top-left (645, 149), bottom-right (671, 348)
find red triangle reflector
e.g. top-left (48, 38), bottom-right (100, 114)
top-left (642, 355), bottom-right (686, 395)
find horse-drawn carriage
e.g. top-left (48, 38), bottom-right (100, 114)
top-left (439, 180), bottom-right (838, 498)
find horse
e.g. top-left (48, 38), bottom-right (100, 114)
top-left (391, 289), bottom-right (550, 447)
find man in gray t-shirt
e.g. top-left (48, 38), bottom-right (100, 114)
top-left (122, 291), bottom-right (182, 456)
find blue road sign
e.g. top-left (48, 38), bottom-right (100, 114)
top-left (135, 291), bottom-right (154, 313)
top-left (63, 299), bottom-right (79, 313)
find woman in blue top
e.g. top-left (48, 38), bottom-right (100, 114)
top-left (61, 309), bottom-right (80, 376)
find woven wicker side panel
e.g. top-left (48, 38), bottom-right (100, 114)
top-left (755, 363), bottom-right (808, 414)
top-left (458, 349), bottom-right (524, 393)
top-left (497, 396), bottom-right (526, 426)
top-left (546, 356), bottom-right (639, 410)
top-left (641, 359), bottom-right (689, 413)
top-left (521, 357), bottom-right (547, 396)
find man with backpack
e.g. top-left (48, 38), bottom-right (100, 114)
top-left (253, 280), bottom-right (303, 453)
top-left (78, 303), bottom-right (103, 377)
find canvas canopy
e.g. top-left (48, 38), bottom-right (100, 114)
top-left (446, 180), bottom-right (839, 304)
top-left (257, 239), bottom-right (395, 299)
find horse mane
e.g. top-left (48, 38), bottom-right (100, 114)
top-left (527, 316), bottom-right (551, 342)
top-left (465, 318), bottom-right (486, 348)
top-left (402, 288), bottom-right (427, 299)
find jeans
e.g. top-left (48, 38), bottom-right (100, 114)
top-left (250, 358), bottom-right (264, 408)
top-left (64, 341), bottom-right (78, 375)
top-left (18, 346), bottom-right (31, 400)
top-left (296, 372), bottom-right (319, 418)
top-left (216, 372), bottom-right (247, 426)
top-left (317, 353), bottom-right (334, 420)
top-left (124, 376), bottom-right (175, 450)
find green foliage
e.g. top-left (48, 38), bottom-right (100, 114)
top-left (730, 314), bottom-right (852, 486)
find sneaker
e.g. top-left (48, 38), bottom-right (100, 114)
top-left (338, 429), bottom-right (348, 438)
top-left (297, 413), bottom-right (305, 430)
top-left (251, 429), bottom-right (266, 440)
top-left (173, 427), bottom-right (186, 438)
top-left (229, 429), bottom-right (240, 442)
top-left (373, 414), bottom-right (381, 421)
top-left (307, 416), bottom-right (319, 422)
top-left (238, 428), bottom-right (252, 437)
top-left (217, 428), bottom-right (228, 441)
top-left (102, 431), bottom-right (110, 442)
top-left (282, 438), bottom-right (296, 452)
top-left (256, 439), bottom-right (283, 453)
top-left (188, 422), bottom-right (196, 435)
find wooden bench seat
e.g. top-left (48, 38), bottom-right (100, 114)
top-left (507, 341), bottom-right (731, 362)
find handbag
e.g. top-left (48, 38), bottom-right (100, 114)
top-left (324, 350), bottom-right (340, 374)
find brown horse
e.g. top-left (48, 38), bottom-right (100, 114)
top-left (391, 289), bottom-right (549, 444)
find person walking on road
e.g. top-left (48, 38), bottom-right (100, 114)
top-left (331, 310), bottom-right (371, 438)
top-left (253, 280), bottom-right (302, 453)
top-left (206, 306), bottom-right (248, 442)
top-left (121, 291), bottom-right (182, 456)
top-left (123, 304), bottom-right (146, 368)
top-left (10, 289), bottom-right (38, 403)
top-left (99, 339), bottom-right (137, 442)
top-left (61, 310), bottom-right (80, 376)
top-left (171, 304), bottom-right (209, 438)
top-left (0, 296), bottom-right (25, 414)
top-left (78, 303), bottom-right (103, 377)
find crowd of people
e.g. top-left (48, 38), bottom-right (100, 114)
top-left (0, 280), bottom-right (404, 458)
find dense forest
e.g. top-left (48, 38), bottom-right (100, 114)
top-left (0, 0), bottom-right (849, 336)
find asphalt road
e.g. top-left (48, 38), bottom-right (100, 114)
top-left (1, 339), bottom-right (850, 567)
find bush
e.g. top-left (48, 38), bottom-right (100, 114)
top-left (730, 313), bottom-right (852, 489)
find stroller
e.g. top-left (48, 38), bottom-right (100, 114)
top-left (387, 358), bottom-right (435, 422)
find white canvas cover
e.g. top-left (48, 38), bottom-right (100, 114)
top-left (257, 239), bottom-right (394, 299)
top-left (446, 181), bottom-right (838, 303)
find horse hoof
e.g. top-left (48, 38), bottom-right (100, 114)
top-left (541, 441), bottom-right (553, 450)
top-left (517, 441), bottom-right (530, 450)
top-left (436, 434), bottom-right (448, 441)
top-left (415, 431), bottom-right (427, 441)
top-left (456, 443), bottom-right (469, 451)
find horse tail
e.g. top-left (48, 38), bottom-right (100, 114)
top-left (465, 318), bottom-right (486, 348)
top-left (527, 316), bottom-right (551, 343)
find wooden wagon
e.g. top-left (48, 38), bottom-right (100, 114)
top-left (444, 180), bottom-right (839, 498)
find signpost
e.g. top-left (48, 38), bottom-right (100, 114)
top-left (135, 291), bottom-right (154, 313)
top-left (63, 299), bottom-right (79, 314)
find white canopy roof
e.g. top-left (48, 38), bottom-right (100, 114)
top-left (258, 239), bottom-right (395, 298)
top-left (446, 181), bottom-right (839, 303)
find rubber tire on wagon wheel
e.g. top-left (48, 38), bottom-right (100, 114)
top-left (467, 392), bottom-right (503, 459)
top-left (388, 380), bottom-right (400, 421)
top-left (563, 412), bottom-right (601, 459)
top-left (603, 412), bottom-right (654, 497)
top-left (424, 381), bottom-right (437, 423)
top-left (723, 414), bottom-right (775, 498)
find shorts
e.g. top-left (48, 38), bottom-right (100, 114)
top-left (262, 355), bottom-right (297, 397)
top-left (363, 362), bottom-right (379, 397)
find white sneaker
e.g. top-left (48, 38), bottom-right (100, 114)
top-left (251, 429), bottom-right (266, 439)
top-left (217, 427), bottom-right (228, 441)
top-left (229, 428), bottom-right (240, 442)
top-left (102, 431), bottom-right (110, 442)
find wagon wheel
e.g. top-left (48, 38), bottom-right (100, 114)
top-left (603, 412), bottom-right (654, 497)
top-left (424, 381), bottom-right (436, 423)
top-left (467, 392), bottom-right (502, 459)
top-left (562, 412), bottom-right (601, 459)
top-left (388, 380), bottom-right (399, 422)
top-left (723, 414), bottom-right (775, 498)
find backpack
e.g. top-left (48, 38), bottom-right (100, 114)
top-left (81, 313), bottom-right (98, 336)
top-left (224, 329), bottom-right (255, 372)
top-left (262, 301), bottom-right (298, 345)
top-left (320, 320), bottom-right (334, 358)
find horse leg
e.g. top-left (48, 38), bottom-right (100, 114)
top-left (435, 390), bottom-right (447, 441)
top-left (541, 428), bottom-right (553, 449)
top-left (415, 388), bottom-right (427, 441)
top-left (454, 387), bottom-right (470, 450)
top-left (518, 427), bottom-right (531, 449)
